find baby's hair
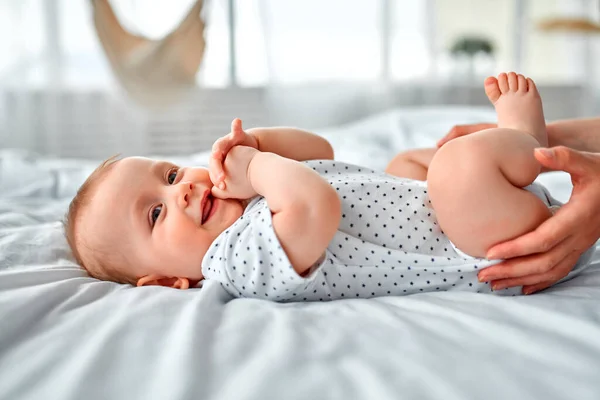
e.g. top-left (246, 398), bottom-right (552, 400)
top-left (64, 155), bottom-right (137, 285)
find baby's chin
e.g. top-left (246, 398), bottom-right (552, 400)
top-left (222, 198), bottom-right (246, 224)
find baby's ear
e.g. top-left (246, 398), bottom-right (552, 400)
top-left (137, 274), bottom-right (190, 290)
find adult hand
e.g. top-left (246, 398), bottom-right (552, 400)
top-left (437, 123), bottom-right (497, 148)
top-left (209, 118), bottom-right (258, 189)
top-left (478, 146), bottom-right (600, 294)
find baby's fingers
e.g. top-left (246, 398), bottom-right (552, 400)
top-left (211, 184), bottom-right (229, 199)
top-left (209, 153), bottom-right (226, 185)
top-left (212, 137), bottom-right (231, 160)
top-left (231, 118), bottom-right (244, 138)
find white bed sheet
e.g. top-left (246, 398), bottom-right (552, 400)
top-left (1, 106), bottom-right (600, 400)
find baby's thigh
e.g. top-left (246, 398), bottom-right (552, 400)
top-left (427, 137), bottom-right (550, 258)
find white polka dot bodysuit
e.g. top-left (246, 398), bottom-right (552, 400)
top-left (201, 160), bottom-right (595, 301)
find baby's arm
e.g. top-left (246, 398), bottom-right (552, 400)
top-left (248, 126), bottom-right (334, 161)
top-left (212, 145), bottom-right (340, 275)
top-left (213, 119), bottom-right (333, 162)
top-left (212, 146), bottom-right (340, 275)
top-left (249, 152), bottom-right (341, 275)
top-left (211, 119), bottom-right (333, 189)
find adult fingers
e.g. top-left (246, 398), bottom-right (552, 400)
top-left (521, 281), bottom-right (554, 295)
top-left (521, 252), bottom-right (579, 294)
top-left (479, 236), bottom-right (574, 281)
top-left (534, 146), bottom-right (597, 179)
top-left (489, 252), bottom-right (578, 292)
top-left (436, 123), bottom-right (496, 148)
top-left (486, 210), bottom-right (574, 260)
top-left (436, 125), bottom-right (466, 147)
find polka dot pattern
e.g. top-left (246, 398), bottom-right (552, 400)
top-left (203, 160), bottom-right (562, 301)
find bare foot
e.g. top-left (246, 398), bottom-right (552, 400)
top-left (484, 72), bottom-right (548, 147)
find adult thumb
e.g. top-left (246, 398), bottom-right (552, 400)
top-left (534, 146), bottom-right (590, 177)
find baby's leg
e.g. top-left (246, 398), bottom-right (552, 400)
top-left (427, 72), bottom-right (551, 258)
top-left (385, 148), bottom-right (436, 181)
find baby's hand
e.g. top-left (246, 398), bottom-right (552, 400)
top-left (209, 118), bottom-right (258, 190)
top-left (211, 145), bottom-right (259, 200)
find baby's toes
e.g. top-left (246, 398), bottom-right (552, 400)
top-left (507, 72), bottom-right (518, 92)
top-left (517, 74), bottom-right (528, 92)
top-left (484, 76), bottom-right (501, 104)
top-left (526, 77), bottom-right (541, 98)
top-left (497, 72), bottom-right (509, 93)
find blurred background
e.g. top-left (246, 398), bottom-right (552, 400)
top-left (2, 0), bottom-right (600, 158)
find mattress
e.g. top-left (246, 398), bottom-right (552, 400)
top-left (1, 106), bottom-right (599, 400)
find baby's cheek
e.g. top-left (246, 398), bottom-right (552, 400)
top-left (163, 217), bottom-right (210, 254)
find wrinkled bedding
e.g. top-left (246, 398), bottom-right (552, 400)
top-left (1, 106), bottom-right (599, 400)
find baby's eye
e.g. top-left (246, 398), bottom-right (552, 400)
top-left (151, 205), bottom-right (162, 226)
top-left (167, 169), bottom-right (178, 185)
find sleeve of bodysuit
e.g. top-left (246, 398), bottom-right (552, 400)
top-left (201, 197), bottom-right (324, 301)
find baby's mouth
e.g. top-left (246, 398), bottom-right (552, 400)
top-left (201, 193), bottom-right (213, 224)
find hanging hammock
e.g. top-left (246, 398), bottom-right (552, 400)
top-left (538, 17), bottom-right (600, 33)
top-left (91, 0), bottom-right (206, 108)
top-left (538, 3), bottom-right (600, 34)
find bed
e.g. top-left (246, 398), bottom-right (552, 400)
top-left (1, 106), bottom-right (599, 400)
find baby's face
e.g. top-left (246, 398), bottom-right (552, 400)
top-left (84, 157), bottom-right (244, 282)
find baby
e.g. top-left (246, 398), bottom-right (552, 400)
top-left (65, 73), bottom-right (595, 300)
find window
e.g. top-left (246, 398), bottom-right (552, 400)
top-left (0, 0), bottom-right (595, 88)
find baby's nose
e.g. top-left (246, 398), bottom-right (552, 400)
top-left (177, 182), bottom-right (194, 205)
top-left (184, 184), bottom-right (192, 202)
